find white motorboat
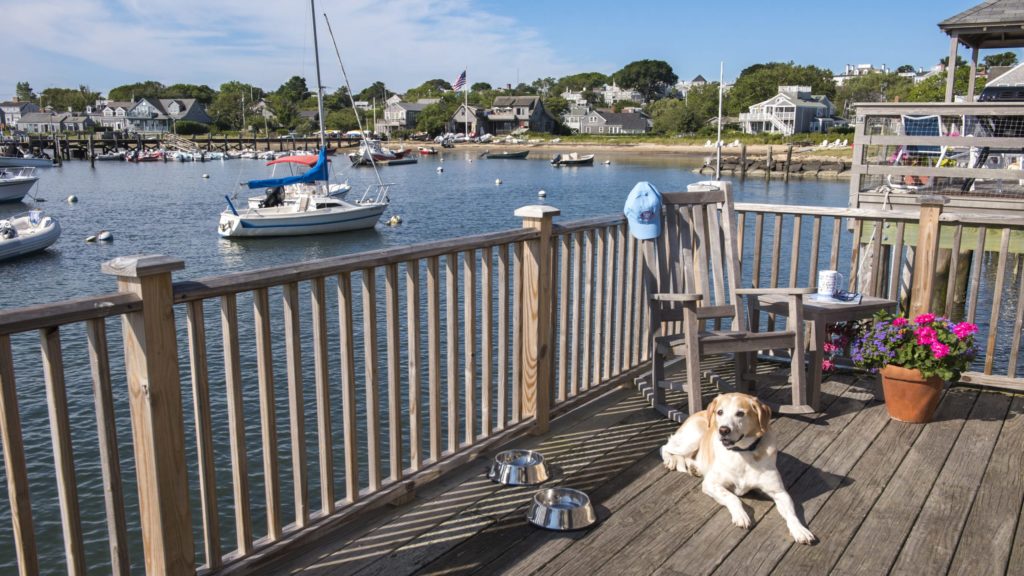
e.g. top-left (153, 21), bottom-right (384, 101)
top-left (0, 209), bottom-right (61, 261)
top-left (0, 167), bottom-right (40, 203)
top-left (0, 154), bottom-right (53, 169)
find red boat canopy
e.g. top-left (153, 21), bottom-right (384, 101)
top-left (265, 155), bottom-right (323, 167)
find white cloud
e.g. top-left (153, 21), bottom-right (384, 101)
top-left (0, 0), bottom-right (577, 98)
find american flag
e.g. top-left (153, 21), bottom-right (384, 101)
top-left (452, 70), bottom-right (467, 92)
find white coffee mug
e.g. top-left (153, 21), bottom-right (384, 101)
top-left (817, 270), bottom-right (844, 297)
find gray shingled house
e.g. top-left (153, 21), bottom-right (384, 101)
top-left (578, 109), bottom-right (652, 134)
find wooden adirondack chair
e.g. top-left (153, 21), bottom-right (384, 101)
top-left (639, 180), bottom-right (813, 419)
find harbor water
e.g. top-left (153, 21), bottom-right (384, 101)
top-left (0, 150), bottom-right (851, 572)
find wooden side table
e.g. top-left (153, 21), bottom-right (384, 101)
top-left (750, 294), bottom-right (898, 412)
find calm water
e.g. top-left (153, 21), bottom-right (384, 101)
top-left (0, 152), bottom-right (848, 309)
top-left (0, 152), bottom-right (852, 572)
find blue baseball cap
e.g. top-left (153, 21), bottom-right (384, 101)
top-left (624, 182), bottom-right (662, 240)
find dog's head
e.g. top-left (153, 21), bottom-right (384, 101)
top-left (706, 393), bottom-right (772, 450)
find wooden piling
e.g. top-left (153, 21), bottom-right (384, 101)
top-left (766, 146), bottom-right (773, 180)
top-left (739, 144), bottom-right (747, 178)
top-left (784, 144), bottom-right (793, 182)
top-left (89, 134), bottom-right (95, 167)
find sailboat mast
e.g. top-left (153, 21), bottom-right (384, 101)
top-left (464, 66), bottom-right (469, 137)
top-left (311, 0), bottom-right (326, 149)
top-left (715, 61), bottom-right (723, 180)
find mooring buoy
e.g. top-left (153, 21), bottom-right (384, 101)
top-left (66, 195), bottom-right (78, 203)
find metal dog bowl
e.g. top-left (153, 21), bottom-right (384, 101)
top-left (526, 487), bottom-right (597, 531)
top-left (488, 449), bottom-right (550, 485)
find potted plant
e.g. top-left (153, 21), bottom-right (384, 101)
top-left (851, 312), bottom-right (978, 423)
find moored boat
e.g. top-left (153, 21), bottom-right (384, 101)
top-left (0, 209), bottom-right (61, 261)
top-left (485, 150), bottom-right (529, 159)
top-left (418, 146), bottom-right (438, 155)
top-left (551, 152), bottom-right (595, 166)
top-left (0, 167), bottom-right (40, 203)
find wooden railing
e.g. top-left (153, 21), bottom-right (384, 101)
top-left (0, 196), bottom-right (1020, 574)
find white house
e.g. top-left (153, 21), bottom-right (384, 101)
top-left (674, 75), bottom-right (708, 98)
top-left (833, 64), bottom-right (889, 86)
top-left (739, 86), bottom-right (840, 136)
top-left (1, 100), bottom-right (41, 127)
top-left (598, 83), bottom-right (644, 105)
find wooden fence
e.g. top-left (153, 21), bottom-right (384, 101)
top-left (0, 197), bottom-right (1020, 574)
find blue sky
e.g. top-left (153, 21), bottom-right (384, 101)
top-left (1, 0), bottom-right (1015, 100)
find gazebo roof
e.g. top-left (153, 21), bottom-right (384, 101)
top-left (939, 0), bottom-right (1024, 48)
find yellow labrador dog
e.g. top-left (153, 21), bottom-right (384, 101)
top-left (660, 393), bottom-right (816, 544)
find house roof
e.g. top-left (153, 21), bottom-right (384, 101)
top-left (0, 101), bottom-right (37, 110)
top-left (595, 111), bottom-right (650, 131)
top-left (939, 0), bottom-right (1024, 48)
top-left (692, 75), bottom-right (707, 83)
top-left (104, 101), bottom-right (134, 110)
top-left (18, 112), bottom-right (65, 123)
top-left (987, 61), bottom-right (1024, 85)
top-left (492, 96), bottom-right (540, 107)
top-left (397, 102), bottom-right (431, 112)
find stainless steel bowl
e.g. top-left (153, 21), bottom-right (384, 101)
top-left (526, 487), bottom-right (597, 531)
top-left (488, 449), bottom-right (550, 485)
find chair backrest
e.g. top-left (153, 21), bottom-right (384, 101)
top-left (641, 180), bottom-right (745, 335)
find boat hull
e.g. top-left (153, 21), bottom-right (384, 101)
top-left (0, 177), bottom-right (39, 203)
top-left (0, 212), bottom-right (61, 261)
top-left (218, 202), bottom-right (387, 238)
top-left (486, 151), bottom-right (529, 159)
top-left (0, 156), bottom-right (53, 169)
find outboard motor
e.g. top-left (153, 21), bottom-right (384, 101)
top-left (259, 186), bottom-right (285, 208)
top-left (0, 220), bottom-right (16, 240)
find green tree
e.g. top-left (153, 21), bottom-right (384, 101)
top-left (725, 62), bottom-right (834, 116)
top-left (983, 51), bottom-right (1018, 67)
top-left (542, 95), bottom-right (569, 118)
top-left (939, 55), bottom-right (968, 68)
top-left (471, 82), bottom-right (492, 91)
top-left (173, 120), bottom-right (209, 135)
top-left (208, 81), bottom-right (258, 130)
top-left (613, 60), bottom-right (678, 101)
top-left (649, 98), bottom-right (691, 134)
top-left (325, 108), bottom-right (361, 131)
top-left (551, 72), bottom-right (610, 96)
top-left (277, 76), bottom-right (310, 102)
top-left (107, 80), bottom-right (165, 101)
top-left (354, 81), bottom-right (393, 103)
top-left (267, 93), bottom-right (300, 130)
top-left (404, 79), bottom-right (452, 101)
top-left (164, 83), bottom-right (217, 105)
top-left (416, 94), bottom-right (459, 136)
top-left (39, 85), bottom-right (101, 112)
top-left (531, 76), bottom-right (557, 95)
top-left (896, 64), bottom-right (916, 74)
top-left (321, 86), bottom-right (352, 112)
top-left (15, 82), bottom-right (35, 102)
top-left (510, 83), bottom-right (538, 95)
top-left (834, 72), bottom-right (913, 115)
top-left (904, 66), bottom-right (984, 102)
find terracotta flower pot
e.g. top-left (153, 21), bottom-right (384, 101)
top-left (879, 364), bottom-right (944, 423)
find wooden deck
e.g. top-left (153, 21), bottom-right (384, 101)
top-left (247, 362), bottom-right (1024, 576)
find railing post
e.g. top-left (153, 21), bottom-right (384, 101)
top-left (515, 205), bottom-right (560, 434)
top-left (910, 196), bottom-right (946, 318)
top-left (102, 255), bottom-right (194, 576)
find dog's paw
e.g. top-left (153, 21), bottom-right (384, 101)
top-left (789, 523), bottom-right (816, 545)
top-left (730, 511), bottom-right (752, 529)
top-left (684, 460), bottom-right (700, 476)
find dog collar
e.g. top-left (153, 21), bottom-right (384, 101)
top-left (727, 436), bottom-right (762, 452)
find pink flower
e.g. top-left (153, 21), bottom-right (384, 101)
top-left (822, 359), bottom-right (835, 372)
top-left (915, 326), bottom-right (937, 346)
top-left (953, 322), bottom-right (978, 340)
top-left (822, 342), bottom-right (838, 353)
top-left (891, 317), bottom-right (908, 327)
top-left (914, 313), bottom-right (936, 324)
top-left (931, 342), bottom-right (949, 359)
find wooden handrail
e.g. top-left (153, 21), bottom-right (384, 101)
top-left (0, 293), bottom-right (140, 335)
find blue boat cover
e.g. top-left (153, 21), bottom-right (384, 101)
top-left (246, 148), bottom-right (328, 189)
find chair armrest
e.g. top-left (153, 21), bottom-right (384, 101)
top-left (650, 292), bottom-right (703, 302)
top-left (735, 287), bottom-right (816, 296)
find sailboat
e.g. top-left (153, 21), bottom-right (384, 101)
top-left (217, 0), bottom-right (389, 238)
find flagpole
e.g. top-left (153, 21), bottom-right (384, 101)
top-left (464, 66), bottom-right (469, 137)
top-left (715, 61), bottom-right (724, 180)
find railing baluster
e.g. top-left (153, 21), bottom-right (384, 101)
top-left (183, 304), bottom-right (218, 568)
top-left (253, 287), bottom-right (281, 540)
top-left (427, 257), bottom-right (442, 459)
top-left (406, 262), bottom-right (423, 468)
top-left (310, 278), bottom-right (334, 514)
top-left (361, 270), bottom-right (382, 491)
top-left (622, 231), bottom-right (636, 372)
top-left (480, 249), bottom-right (493, 437)
top-left (39, 326), bottom-right (85, 575)
top-left (283, 282), bottom-right (308, 527)
top-left (849, 219), bottom-right (863, 292)
top-left (220, 293), bottom-right (252, 553)
top-left (512, 242), bottom-right (523, 421)
top-left (0, 334), bottom-right (39, 576)
top-left (809, 216), bottom-right (821, 288)
top-left (1008, 262), bottom-right (1024, 379)
top-left (869, 220), bottom-right (884, 296)
top-left (497, 247), bottom-right (509, 429)
top-left (890, 222), bottom-right (906, 303)
top-left (558, 234), bottom-right (570, 401)
top-left (593, 227), bottom-right (606, 386)
top-left (769, 214), bottom-right (782, 290)
top-left (604, 226), bottom-right (617, 379)
top-left (582, 230), bottom-right (594, 390)
top-left (967, 228), bottom-right (987, 324)
top-left (445, 253), bottom-right (459, 452)
top-left (736, 211), bottom-right (746, 279)
top-left (752, 213), bottom-right (764, 288)
top-left (945, 225), bottom-right (964, 315)
top-left (463, 250), bottom-right (476, 445)
top-left (789, 215), bottom-right (802, 288)
top-left (336, 273), bottom-right (359, 502)
top-left (385, 264), bottom-right (403, 481)
top-left (829, 216), bottom-right (842, 273)
top-left (570, 231), bottom-right (583, 396)
top-left (985, 229), bottom-right (1012, 374)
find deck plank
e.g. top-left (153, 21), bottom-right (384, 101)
top-left (552, 381), bottom-right (857, 576)
top-left (947, 396), bottom-right (1024, 576)
top-left (770, 391), bottom-right (973, 573)
top-left (708, 385), bottom-right (892, 576)
top-left (888, 391), bottom-right (1011, 576)
top-left (338, 395), bottom-right (674, 576)
top-left (829, 387), bottom-right (979, 576)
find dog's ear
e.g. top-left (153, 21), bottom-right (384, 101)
top-left (705, 396), bottom-right (721, 429)
top-left (754, 398), bottom-right (773, 437)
